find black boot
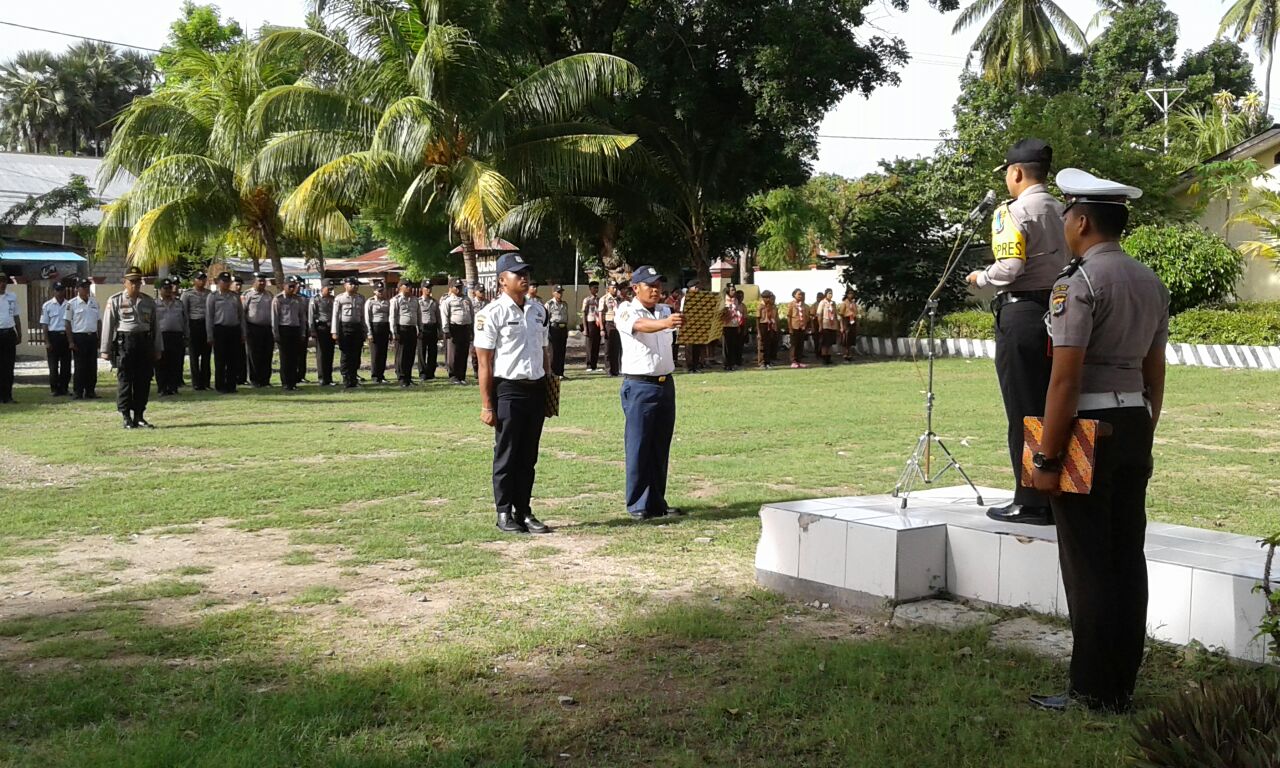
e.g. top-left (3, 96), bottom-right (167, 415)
top-left (496, 512), bottom-right (527, 533)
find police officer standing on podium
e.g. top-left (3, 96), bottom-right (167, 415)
top-left (1027, 169), bottom-right (1167, 714)
top-left (475, 253), bottom-right (552, 535)
top-left (100, 269), bottom-right (162, 429)
top-left (617, 266), bottom-right (685, 520)
top-left (967, 138), bottom-right (1070, 527)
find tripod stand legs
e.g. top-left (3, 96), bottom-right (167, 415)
top-left (893, 431), bottom-right (984, 510)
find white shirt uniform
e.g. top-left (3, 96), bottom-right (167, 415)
top-left (64, 296), bottom-right (101, 333)
top-left (616, 299), bottom-right (675, 376)
top-left (40, 298), bottom-right (68, 332)
top-left (473, 293), bottom-right (549, 381)
top-left (0, 292), bottom-right (17, 330)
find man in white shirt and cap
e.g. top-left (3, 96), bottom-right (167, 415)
top-left (475, 253), bottom-right (553, 535)
top-left (616, 266), bottom-right (686, 520)
top-left (40, 280), bottom-right (72, 396)
top-left (1027, 168), bottom-right (1167, 714)
top-left (0, 274), bottom-right (23, 404)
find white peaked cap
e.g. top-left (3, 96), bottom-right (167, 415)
top-left (1057, 168), bottom-right (1143, 201)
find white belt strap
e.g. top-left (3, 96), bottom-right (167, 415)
top-left (1077, 391), bottom-right (1148, 412)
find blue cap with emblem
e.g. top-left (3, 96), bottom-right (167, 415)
top-left (630, 266), bottom-right (664, 286)
top-left (344, 276), bottom-right (361, 286)
top-left (496, 252), bottom-right (531, 275)
top-left (1056, 168), bottom-right (1143, 204)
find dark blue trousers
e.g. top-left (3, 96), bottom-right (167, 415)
top-left (493, 378), bottom-right (547, 518)
top-left (621, 376), bottom-right (676, 515)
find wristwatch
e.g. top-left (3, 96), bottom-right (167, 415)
top-left (1032, 452), bottom-right (1062, 473)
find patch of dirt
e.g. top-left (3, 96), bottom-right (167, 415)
top-left (0, 449), bottom-right (122, 490)
top-left (544, 426), bottom-right (598, 437)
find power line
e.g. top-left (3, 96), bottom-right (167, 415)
top-left (818, 135), bottom-right (957, 142)
top-left (0, 20), bottom-right (163, 54)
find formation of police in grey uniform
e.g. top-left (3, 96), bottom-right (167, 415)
top-left (969, 138), bottom-right (1070, 528)
top-left (390, 280), bottom-right (420, 387)
top-left (417, 287), bottom-right (440, 380)
top-left (272, 276), bottom-right (308, 391)
top-left (207, 272), bottom-right (247, 394)
top-left (154, 278), bottom-right (188, 396)
top-left (440, 280), bottom-right (475, 385)
top-left (310, 280), bottom-right (337, 386)
top-left (364, 283), bottom-right (392, 384)
top-left (242, 272), bottom-right (276, 388)
top-left (182, 271), bottom-right (212, 390)
top-left (331, 277), bottom-right (367, 389)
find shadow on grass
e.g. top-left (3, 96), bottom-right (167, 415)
top-left (564, 499), bottom-right (789, 530)
top-left (0, 591), bottom-right (1196, 767)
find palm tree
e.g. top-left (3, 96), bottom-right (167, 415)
top-left (251, 0), bottom-right (639, 285)
top-left (1220, 0), bottom-right (1280, 119)
top-left (0, 51), bottom-right (63, 153)
top-left (1230, 188), bottom-right (1280, 269)
top-left (1084, 0), bottom-right (1136, 39)
top-left (97, 44), bottom-right (298, 281)
top-left (953, 0), bottom-right (1087, 86)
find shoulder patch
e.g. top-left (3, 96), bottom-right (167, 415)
top-left (617, 308), bottom-right (631, 323)
top-left (475, 315), bottom-right (485, 331)
top-left (1051, 289), bottom-right (1068, 317)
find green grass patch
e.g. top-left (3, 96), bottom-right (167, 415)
top-left (172, 565), bottom-right (214, 576)
top-left (281, 551), bottom-right (319, 566)
top-left (95, 580), bottom-right (203, 603)
top-left (291, 586), bottom-right (344, 606)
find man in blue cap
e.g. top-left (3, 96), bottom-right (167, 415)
top-left (475, 253), bottom-right (552, 534)
top-left (616, 266), bottom-right (685, 520)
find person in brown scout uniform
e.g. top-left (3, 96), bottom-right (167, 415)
top-left (1026, 169), bottom-right (1167, 715)
top-left (757, 290), bottom-right (780, 369)
top-left (600, 281), bottom-right (623, 377)
top-left (787, 289), bottom-right (810, 369)
top-left (721, 287), bottom-right (745, 371)
top-left (815, 289), bottom-right (840, 365)
top-left (838, 288), bottom-right (859, 360)
top-left (100, 269), bottom-right (163, 429)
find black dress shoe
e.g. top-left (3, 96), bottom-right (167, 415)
top-left (496, 512), bottom-right (528, 534)
top-left (986, 504), bottom-right (1054, 526)
top-left (121, 413), bottom-right (136, 429)
top-left (665, 507), bottom-right (687, 517)
top-left (1029, 692), bottom-right (1071, 712)
top-left (521, 514), bottom-right (552, 534)
top-left (134, 416), bottom-right (155, 429)
top-left (84, 393), bottom-right (99, 399)
top-left (629, 509), bottom-right (665, 521)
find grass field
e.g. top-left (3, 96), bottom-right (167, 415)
top-left (0, 359), bottom-right (1277, 766)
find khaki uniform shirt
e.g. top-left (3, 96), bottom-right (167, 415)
top-left (439, 294), bottom-right (474, 326)
top-left (100, 292), bottom-right (162, 354)
top-left (331, 293), bottom-right (366, 336)
top-left (547, 298), bottom-right (569, 325)
top-left (206, 290), bottom-right (245, 337)
top-left (182, 288), bottom-right (210, 325)
top-left (243, 288), bottom-right (274, 326)
top-left (788, 302), bottom-right (810, 331)
top-left (272, 294), bottom-right (306, 338)
top-left (390, 294), bottom-right (420, 333)
top-left (979, 184), bottom-right (1071, 293)
top-left (156, 297), bottom-right (187, 335)
top-left (601, 294), bottom-right (619, 323)
top-left (817, 299), bottom-right (840, 331)
top-left (581, 294), bottom-right (600, 324)
top-left (1049, 242), bottom-right (1170, 395)
top-left (418, 295), bottom-right (439, 326)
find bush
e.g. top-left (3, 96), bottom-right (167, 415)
top-left (1131, 676), bottom-right (1280, 767)
top-left (1167, 302), bottom-right (1280, 346)
top-left (1122, 225), bottom-right (1244, 315)
top-left (936, 310), bottom-right (995, 340)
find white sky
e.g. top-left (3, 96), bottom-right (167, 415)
top-left (0, 0), bottom-right (1261, 179)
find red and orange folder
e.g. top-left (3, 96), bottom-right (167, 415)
top-left (1020, 417), bottom-right (1111, 495)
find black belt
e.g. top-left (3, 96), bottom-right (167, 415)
top-left (495, 376), bottom-right (545, 386)
top-left (624, 374), bottom-right (671, 384)
top-left (551, 322), bottom-right (567, 328)
top-left (996, 289), bottom-right (1051, 306)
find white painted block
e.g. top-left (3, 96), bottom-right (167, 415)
top-left (1146, 561), bottom-right (1193, 646)
top-left (844, 522), bottom-right (898, 598)
top-left (797, 517), bottom-right (849, 588)
top-left (1188, 569), bottom-right (1270, 663)
top-left (997, 536), bottom-right (1060, 613)
top-left (946, 526), bottom-right (1001, 603)
top-left (896, 525), bottom-right (947, 600)
top-left (756, 507), bottom-right (800, 577)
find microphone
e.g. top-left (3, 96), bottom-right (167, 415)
top-left (967, 190), bottom-right (998, 222)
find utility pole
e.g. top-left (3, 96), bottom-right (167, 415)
top-left (1146, 87), bottom-right (1187, 153)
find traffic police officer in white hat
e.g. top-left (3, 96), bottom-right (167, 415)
top-left (1027, 168), bottom-right (1168, 713)
top-left (475, 253), bottom-right (552, 535)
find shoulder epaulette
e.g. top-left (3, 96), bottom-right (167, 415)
top-left (1057, 257), bottom-right (1084, 280)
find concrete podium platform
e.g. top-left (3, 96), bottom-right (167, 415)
top-left (755, 486), bottom-right (1273, 663)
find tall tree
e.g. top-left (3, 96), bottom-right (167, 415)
top-left (1220, 0), bottom-right (1280, 118)
top-left (951, 0), bottom-right (1087, 85)
top-left (98, 44), bottom-right (299, 283)
top-left (252, 0), bottom-right (640, 285)
top-left (156, 1), bottom-right (247, 81)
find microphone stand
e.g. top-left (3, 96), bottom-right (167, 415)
top-left (891, 205), bottom-right (989, 510)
